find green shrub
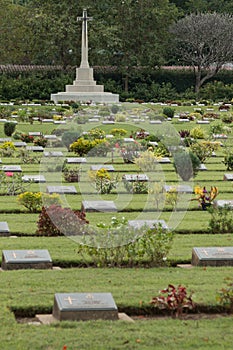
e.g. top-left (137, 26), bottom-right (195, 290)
top-left (208, 205), bottom-right (233, 233)
top-left (190, 126), bottom-right (206, 139)
top-left (77, 222), bottom-right (174, 267)
top-left (17, 192), bottom-right (61, 212)
top-left (223, 152), bottom-right (233, 170)
top-left (4, 121), bottom-right (16, 136)
top-left (173, 151), bottom-right (201, 181)
top-left (162, 107), bottom-right (175, 118)
top-left (61, 131), bottom-right (81, 149)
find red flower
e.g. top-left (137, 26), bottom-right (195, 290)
top-left (5, 172), bottom-right (14, 177)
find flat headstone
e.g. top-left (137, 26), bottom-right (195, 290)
top-left (88, 118), bottom-right (99, 122)
top-left (223, 174), bottom-right (233, 181)
top-left (128, 220), bottom-right (168, 230)
top-left (163, 184), bottom-right (193, 193)
top-left (192, 247), bottom-right (233, 267)
top-left (178, 118), bottom-right (190, 122)
top-left (214, 199), bottom-right (233, 208)
top-left (42, 119), bottom-right (54, 123)
top-left (122, 174), bottom-right (149, 182)
top-left (1, 249), bottom-right (52, 270)
top-left (82, 200), bottom-right (117, 212)
top-left (102, 121), bottom-right (115, 124)
top-left (53, 293), bottom-right (118, 321)
top-left (0, 221), bottom-right (10, 236)
top-left (43, 151), bottom-right (64, 157)
top-left (90, 165), bottom-right (115, 172)
top-left (22, 174), bottom-right (46, 183)
top-left (148, 141), bottom-right (158, 147)
top-left (28, 132), bottom-right (42, 136)
top-left (213, 134), bottom-right (228, 139)
top-left (44, 134), bottom-right (57, 139)
top-left (54, 120), bottom-right (66, 124)
top-left (13, 141), bottom-right (27, 147)
top-left (155, 157), bottom-right (171, 164)
top-left (0, 138), bottom-right (11, 142)
top-left (196, 120), bottom-right (210, 124)
top-left (149, 120), bottom-right (162, 124)
top-left (1, 165), bottom-right (22, 172)
top-left (46, 186), bottom-right (77, 194)
top-left (26, 146), bottom-right (44, 152)
top-left (123, 138), bottom-right (135, 143)
top-left (66, 157), bottom-right (87, 164)
top-left (198, 164), bottom-right (207, 171)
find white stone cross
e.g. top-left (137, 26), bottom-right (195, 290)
top-left (77, 9), bottom-right (93, 68)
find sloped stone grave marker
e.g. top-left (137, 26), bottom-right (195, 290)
top-left (1, 249), bottom-right (52, 270)
top-left (52, 293), bottom-right (118, 321)
top-left (81, 200), bottom-right (117, 212)
top-left (1, 165), bottom-right (22, 172)
top-left (122, 174), bottom-right (149, 182)
top-left (22, 174), bottom-right (46, 183)
top-left (192, 247), bottom-right (233, 267)
top-left (43, 151), bottom-right (64, 157)
top-left (46, 185), bottom-right (77, 194)
top-left (0, 222), bottom-right (10, 236)
top-left (155, 157), bottom-right (171, 164)
top-left (66, 157), bottom-right (87, 164)
top-left (223, 174), bottom-right (233, 181)
top-left (163, 184), bottom-right (193, 193)
top-left (214, 199), bottom-right (233, 208)
top-left (128, 219), bottom-right (168, 230)
top-left (26, 146), bottom-right (44, 152)
top-left (13, 141), bottom-right (27, 147)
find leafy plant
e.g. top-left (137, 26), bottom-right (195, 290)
top-left (223, 152), bottom-right (233, 170)
top-left (192, 185), bottom-right (218, 210)
top-left (190, 126), bottom-right (206, 139)
top-left (17, 192), bottom-right (61, 213)
top-left (173, 151), bottom-right (201, 181)
top-left (150, 284), bottom-right (195, 318)
top-left (110, 128), bottom-right (127, 137)
top-left (63, 168), bottom-right (80, 182)
top-left (4, 121), bottom-right (16, 136)
top-left (0, 141), bottom-right (16, 157)
top-left (163, 107), bottom-right (175, 118)
top-left (208, 205), bottom-right (233, 233)
top-left (190, 140), bottom-right (220, 162)
top-left (0, 171), bottom-right (28, 195)
top-left (89, 168), bottom-right (118, 194)
top-left (217, 277), bottom-right (233, 313)
top-left (36, 205), bottom-right (89, 236)
top-left (165, 188), bottom-right (178, 209)
top-left (20, 133), bottom-right (34, 143)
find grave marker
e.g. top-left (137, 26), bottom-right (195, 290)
top-left (52, 292), bottom-right (118, 321)
top-left (90, 165), bottom-right (115, 172)
top-left (1, 249), bottom-right (52, 270)
top-left (192, 247), bottom-right (233, 266)
top-left (82, 200), bottom-right (117, 212)
top-left (46, 186), bottom-right (77, 194)
top-left (0, 221), bottom-right (10, 236)
top-left (128, 220), bottom-right (168, 230)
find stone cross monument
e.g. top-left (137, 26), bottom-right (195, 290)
top-left (51, 9), bottom-right (119, 104)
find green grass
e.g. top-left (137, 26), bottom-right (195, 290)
top-left (0, 104), bottom-right (232, 349)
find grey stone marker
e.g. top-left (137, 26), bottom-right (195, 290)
top-left (1, 165), bottom-right (22, 172)
top-left (66, 157), bottom-right (87, 164)
top-left (192, 247), bottom-right (233, 267)
top-left (22, 174), bottom-right (46, 183)
top-left (46, 186), bottom-right (77, 194)
top-left (28, 132), bottom-right (42, 136)
top-left (52, 292), bottom-right (118, 321)
top-left (13, 141), bottom-right (27, 147)
top-left (0, 222), bottom-right (10, 236)
top-left (122, 174), bottom-right (149, 182)
top-left (0, 138), bottom-right (11, 142)
top-left (26, 146), bottom-right (44, 152)
top-left (90, 165), bottom-right (115, 172)
top-left (102, 121), bottom-right (115, 124)
top-left (223, 173), bottom-right (233, 181)
top-left (42, 119), bottom-right (54, 123)
top-left (44, 134), bottom-right (57, 139)
top-left (214, 199), bottom-right (233, 208)
top-left (163, 184), bottom-right (193, 193)
top-left (155, 157), bottom-right (171, 164)
top-left (1, 249), bottom-right (52, 270)
top-left (43, 151), bottom-right (64, 157)
top-left (128, 220), bottom-right (168, 230)
top-left (82, 200), bottom-right (117, 212)
top-left (198, 164), bottom-right (207, 171)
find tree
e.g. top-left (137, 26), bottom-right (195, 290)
top-left (170, 12), bottom-right (233, 93)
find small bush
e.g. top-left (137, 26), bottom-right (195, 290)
top-left (217, 277), bottom-right (233, 313)
top-left (173, 151), bottom-right (200, 181)
top-left (163, 107), bottom-right (175, 118)
top-left (18, 192), bottom-right (61, 212)
top-left (36, 205), bottom-right (89, 236)
top-left (190, 126), bottom-right (206, 139)
top-left (208, 205), bottom-right (233, 233)
top-left (4, 121), bottom-right (16, 136)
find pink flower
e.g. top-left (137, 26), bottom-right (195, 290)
top-left (5, 172), bottom-right (14, 177)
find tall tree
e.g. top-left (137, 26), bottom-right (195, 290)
top-left (170, 12), bottom-right (233, 93)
